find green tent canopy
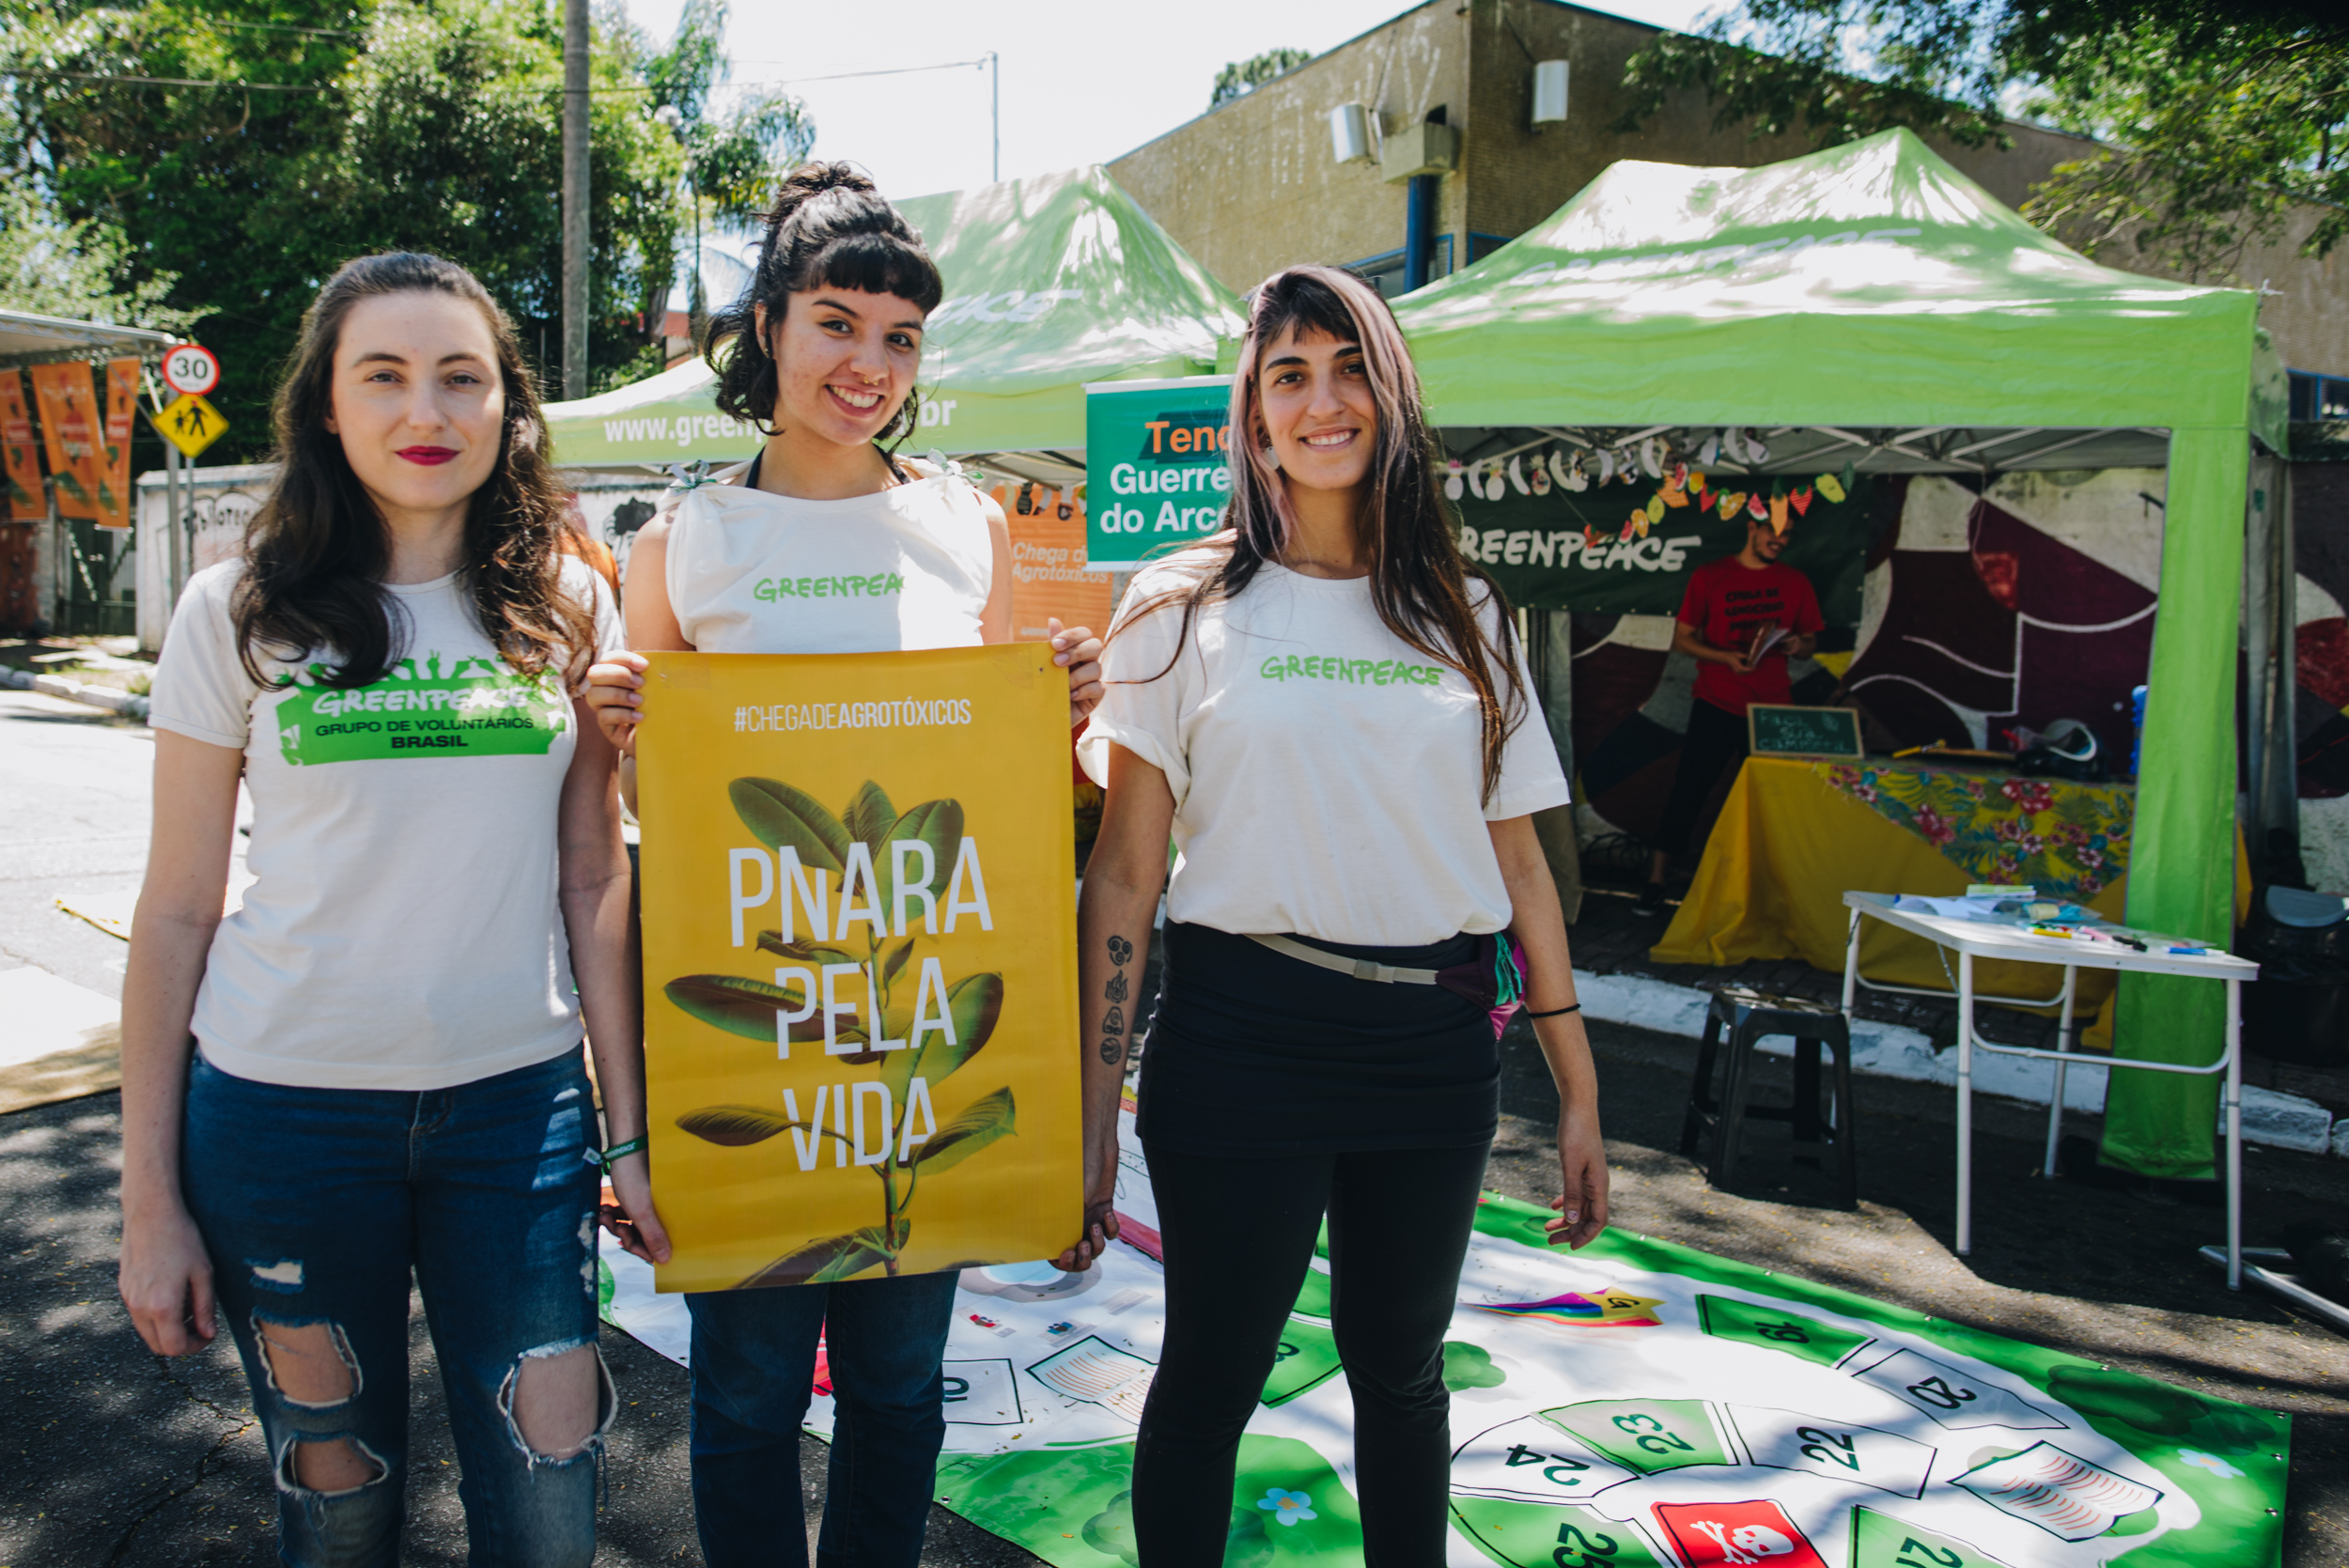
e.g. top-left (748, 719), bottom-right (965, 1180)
top-left (544, 164), bottom-right (1245, 469)
top-left (1389, 128), bottom-right (2284, 1182)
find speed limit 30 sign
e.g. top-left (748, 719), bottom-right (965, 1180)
top-left (162, 343), bottom-right (221, 398)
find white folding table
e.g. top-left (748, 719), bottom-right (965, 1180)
top-left (1839, 891), bottom-right (2258, 1288)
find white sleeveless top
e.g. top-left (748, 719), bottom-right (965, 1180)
top-left (662, 455), bottom-right (994, 655)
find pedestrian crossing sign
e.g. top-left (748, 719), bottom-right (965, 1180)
top-left (153, 392), bottom-right (226, 458)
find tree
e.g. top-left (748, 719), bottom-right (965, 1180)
top-left (627, 0), bottom-right (814, 343)
top-left (0, 0), bottom-right (725, 458)
top-left (1210, 48), bottom-right (1314, 110)
top-left (1616, 0), bottom-right (2348, 282)
top-left (0, 181), bottom-right (203, 335)
top-left (633, 0), bottom-right (813, 225)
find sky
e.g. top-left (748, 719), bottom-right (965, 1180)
top-left (617, 0), bottom-right (1718, 210)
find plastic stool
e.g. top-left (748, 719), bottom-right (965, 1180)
top-left (1679, 986), bottom-right (1858, 1204)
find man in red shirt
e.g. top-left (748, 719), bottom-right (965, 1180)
top-left (1638, 510), bottom-right (1824, 916)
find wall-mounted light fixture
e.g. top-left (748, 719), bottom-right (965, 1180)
top-left (1532, 59), bottom-right (1569, 128)
top-left (1330, 102), bottom-right (1376, 164)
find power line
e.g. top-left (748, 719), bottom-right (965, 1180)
top-left (2, 67), bottom-right (334, 90)
top-left (2, 54), bottom-right (992, 96)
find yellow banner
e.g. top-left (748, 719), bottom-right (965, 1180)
top-left (638, 644), bottom-right (1082, 1294)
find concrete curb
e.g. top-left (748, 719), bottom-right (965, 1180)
top-left (1, 666), bottom-right (148, 722)
top-left (1575, 970), bottom-right (2344, 1157)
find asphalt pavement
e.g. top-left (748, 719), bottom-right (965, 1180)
top-left (2, 689), bottom-right (2342, 1566)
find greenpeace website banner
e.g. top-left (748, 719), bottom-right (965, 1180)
top-left (1084, 375), bottom-right (1234, 572)
top-left (637, 645), bottom-right (1083, 1294)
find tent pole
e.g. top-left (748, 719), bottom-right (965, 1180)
top-left (2266, 462), bottom-right (2299, 878)
top-left (2243, 456), bottom-right (2273, 871)
top-left (2101, 425), bottom-right (2249, 1180)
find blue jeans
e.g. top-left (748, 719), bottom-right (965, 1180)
top-left (686, 1269), bottom-right (960, 1568)
top-left (181, 1048), bottom-right (609, 1568)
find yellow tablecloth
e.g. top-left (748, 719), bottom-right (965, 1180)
top-left (1651, 758), bottom-right (2248, 1030)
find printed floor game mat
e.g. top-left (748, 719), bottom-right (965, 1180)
top-left (599, 1099), bottom-right (2288, 1568)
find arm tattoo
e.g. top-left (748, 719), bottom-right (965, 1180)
top-left (1099, 934), bottom-right (1133, 1067)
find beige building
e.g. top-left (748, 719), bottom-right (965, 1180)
top-left (1108, 0), bottom-right (2349, 403)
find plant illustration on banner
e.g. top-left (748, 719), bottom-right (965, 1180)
top-left (663, 775), bottom-right (1013, 1288)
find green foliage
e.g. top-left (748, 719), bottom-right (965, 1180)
top-left (911, 1085), bottom-right (1016, 1174)
top-left (1615, 0), bottom-right (2349, 281)
top-left (632, 0), bottom-right (812, 224)
top-left (731, 775), bottom-right (851, 872)
top-left (1210, 48), bottom-right (1314, 109)
top-left (0, 179), bottom-right (203, 334)
top-left (2020, 14), bottom-right (2349, 279)
top-left (675, 1103), bottom-right (799, 1145)
top-left (0, 0), bottom-right (812, 457)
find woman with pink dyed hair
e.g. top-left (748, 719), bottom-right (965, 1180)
top-left (1066, 264), bottom-right (1609, 1562)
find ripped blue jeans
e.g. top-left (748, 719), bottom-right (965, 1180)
top-left (182, 1048), bottom-right (610, 1568)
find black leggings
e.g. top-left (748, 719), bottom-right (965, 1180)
top-left (1132, 1140), bottom-right (1491, 1566)
top-left (1653, 697), bottom-right (1750, 857)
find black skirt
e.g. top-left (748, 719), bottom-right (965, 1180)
top-left (1135, 921), bottom-right (1500, 1158)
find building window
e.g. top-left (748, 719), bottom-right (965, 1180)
top-left (1346, 235), bottom-right (1454, 298)
top-left (2289, 369), bottom-right (2349, 421)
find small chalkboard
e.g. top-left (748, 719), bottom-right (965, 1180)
top-left (1748, 704), bottom-right (1864, 758)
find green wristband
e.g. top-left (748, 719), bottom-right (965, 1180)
top-left (583, 1136), bottom-right (646, 1171)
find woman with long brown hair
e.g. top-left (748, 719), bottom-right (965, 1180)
top-left (1069, 264), bottom-right (1609, 1563)
top-left (117, 251), bottom-right (662, 1567)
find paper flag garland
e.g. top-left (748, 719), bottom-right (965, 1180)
top-left (1816, 473), bottom-right (1846, 504)
top-left (1719, 490), bottom-right (1747, 520)
top-left (1530, 458), bottom-right (1550, 495)
top-left (1508, 455), bottom-right (1531, 496)
top-left (1769, 492), bottom-right (1790, 535)
top-left (1790, 484), bottom-right (1814, 516)
top-left (1444, 459), bottom-right (1465, 501)
top-left (1747, 491), bottom-right (1768, 521)
top-left (1644, 492), bottom-right (1667, 524)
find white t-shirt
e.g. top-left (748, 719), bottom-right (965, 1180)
top-left (148, 558), bottom-right (620, 1090)
top-left (663, 458), bottom-right (992, 655)
top-left (1077, 551), bottom-right (1570, 945)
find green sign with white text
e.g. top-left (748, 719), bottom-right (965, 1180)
top-left (1083, 375), bottom-right (1234, 573)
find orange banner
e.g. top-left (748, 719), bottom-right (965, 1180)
top-left (96, 358), bottom-right (139, 529)
top-left (995, 481), bottom-right (1112, 643)
top-left (27, 362), bottom-right (102, 520)
top-left (0, 371), bottom-right (41, 521)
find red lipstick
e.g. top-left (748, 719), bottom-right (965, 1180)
top-left (397, 446), bottom-right (458, 466)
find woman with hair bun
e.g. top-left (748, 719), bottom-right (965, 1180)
top-left (584, 163), bottom-right (1106, 1568)
top-left (1069, 264), bottom-right (1610, 1563)
top-left (117, 251), bottom-right (656, 1567)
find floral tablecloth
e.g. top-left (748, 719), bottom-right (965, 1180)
top-left (1811, 762), bottom-right (2132, 901)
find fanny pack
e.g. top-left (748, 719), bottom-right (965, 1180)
top-left (1245, 931), bottom-right (1526, 1014)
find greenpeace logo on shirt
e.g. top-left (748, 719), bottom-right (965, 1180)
top-left (753, 572), bottom-right (907, 602)
top-left (272, 652), bottom-right (568, 766)
top-left (1257, 653), bottom-right (1445, 688)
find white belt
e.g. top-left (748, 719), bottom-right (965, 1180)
top-left (1245, 932), bottom-right (1441, 985)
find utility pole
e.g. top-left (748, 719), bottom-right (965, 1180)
top-left (561, 0), bottom-right (590, 399)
